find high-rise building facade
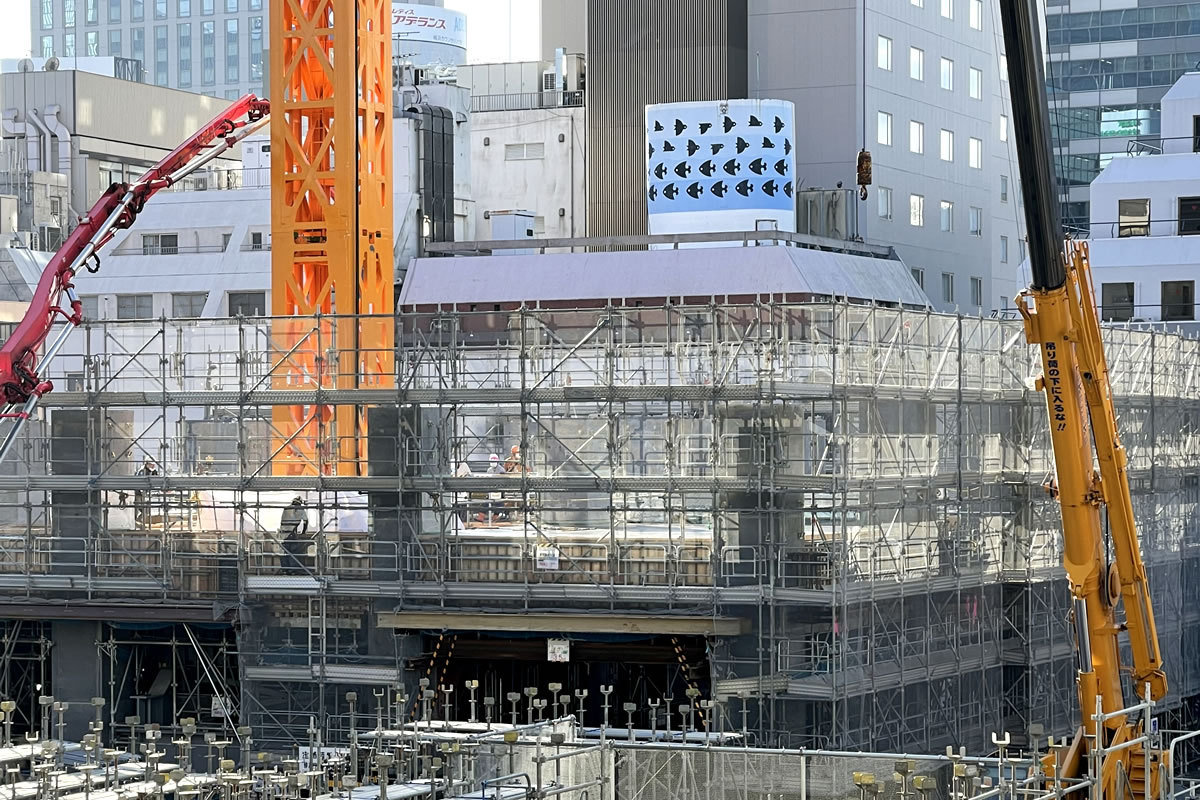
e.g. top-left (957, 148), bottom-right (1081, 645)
top-left (27, 0), bottom-right (447, 99)
top-left (1045, 1), bottom-right (1200, 234)
top-left (28, 0), bottom-right (267, 98)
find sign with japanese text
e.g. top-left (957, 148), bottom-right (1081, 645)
top-left (391, 3), bottom-right (467, 51)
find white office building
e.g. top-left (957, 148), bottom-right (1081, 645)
top-left (1086, 72), bottom-right (1200, 327)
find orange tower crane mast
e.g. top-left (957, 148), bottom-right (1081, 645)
top-left (269, 0), bottom-right (394, 476)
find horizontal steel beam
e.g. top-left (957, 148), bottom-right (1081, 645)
top-left (421, 229), bottom-right (896, 260)
top-left (33, 382), bottom-right (1027, 407)
top-left (0, 601), bottom-right (224, 622)
top-left (377, 610), bottom-right (748, 637)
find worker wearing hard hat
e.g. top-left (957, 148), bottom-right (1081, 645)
top-left (280, 496), bottom-right (310, 575)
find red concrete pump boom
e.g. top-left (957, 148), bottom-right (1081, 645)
top-left (0, 94), bottom-right (269, 463)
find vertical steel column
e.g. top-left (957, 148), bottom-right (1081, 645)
top-left (270, 0), bottom-right (393, 475)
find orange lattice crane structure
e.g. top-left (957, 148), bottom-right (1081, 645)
top-left (269, 0), bottom-right (395, 476)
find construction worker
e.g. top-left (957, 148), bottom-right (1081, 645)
top-left (135, 457), bottom-right (158, 526)
top-left (280, 496), bottom-right (310, 575)
top-left (504, 444), bottom-right (529, 474)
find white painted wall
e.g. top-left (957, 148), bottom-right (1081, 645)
top-left (1086, 73), bottom-right (1200, 323)
top-left (470, 106), bottom-right (585, 241)
top-left (1160, 72), bottom-right (1200, 155)
top-left (83, 187), bottom-right (271, 319)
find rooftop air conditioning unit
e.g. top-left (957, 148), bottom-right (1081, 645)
top-left (541, 69), bottom-right (559, 106)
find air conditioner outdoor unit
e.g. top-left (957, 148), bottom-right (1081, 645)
top-left (541, 69), bottom-right (559, 106)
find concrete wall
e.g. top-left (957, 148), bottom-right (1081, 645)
top-left (539, 0), bottom-right (587, 62)
top-left (586, 0), bottom-right (748, 238)
top-left (470, 107), bottom-right (585, 240)
top-left (1, 70), bottom-right (240, 221)
top-left (458, 61), bottom-right (552, 96)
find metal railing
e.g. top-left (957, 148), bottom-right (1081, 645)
top-left (125, 244), bottom-right (230, 256)
top-left (1091, 217), bottom-right (1200, 239)
top-left (470, 89), bottom-right (584, 113)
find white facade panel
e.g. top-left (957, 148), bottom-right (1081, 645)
top-left (644, 99), bottom-right (796, 247)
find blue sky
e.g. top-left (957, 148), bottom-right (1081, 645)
top-left (0, 0), bottom-right (539, 63)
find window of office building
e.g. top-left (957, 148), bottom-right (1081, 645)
top-left (249, 16), bottom-right (262, 81)
top-left (155, 0), bottom-right (166, 18)
top-left (969, 137), bottom-right (982, 168)
top-left (1000, 235), bottom-right (1009, 263)
top-left (969, 206), bottom-right (983, 237)
top-left (941, 0), bottom-right (953, 19)
top-left (228, 292), bottom-right (266, 317)
top-left (910, 120), bottom-right (924, 154)
top-left (225, 18), bottom-right (238, 83)
top-left (131, 0), bottom-right (143, 20)
top-left (969, 67), bottom-right (983, 99)
top-left (142, 233), bottom-right (178, 254)
top-left (878, 111), bottom-right (892, 146)
top-left (86, 30), bottom-right (98, 54)
top-left (108, 0), bottom-right (119, 22)
top-left (911, 267), bottom-right (924, 289)
top-left (878, 36), bottom-right (892, 71)
top-left (41, 35), bottom-right (54, 57)
top-left (1000, 174), bottom-right (1009, 202)
top-left (940, 57), bottom-right (953, 91)
top-left (108, 28), bottom-right (120, 55)
top-left (85, 0), bottom-right (97, 24)
top-left (1101, 283), bottom-right (1134, 322)
top-left (878, 186), bottom-right (892, 220)
top-left (201, 20), bottom-right (215, 84)
top-left (41, 0), bottom-right (53, 29)
top-left (970, 0), bottom-right (982, 29)
top-left (225, 0), bottom-right (236, 10)
top-left (910, 194), bottom-right (924, 227)
top-left (154, 25), bottom-right (168, 85)
top-left (940, 129), bottom-right (953, 161)
top-left (64, 0), bottom-right (75, 26)
top-left (179, 0), bottom-right (189, 14)
top-left (202, 0), bottom-right (213, 13)
top-left (79, 296), bottom-right (99, 321)
top-left (971, 277), bottom-right (983, 307)
top-left (172, 292), bottom-right (208, 318)
top-left (117, 294), bottom-right (153, 320)
top-left (1163, 280), bottom-right (1195, 321)
top-left (248, 0), bottom-right (260, 8)
top-left (910, 47), bottom-right (924, 81)
top-left (940, 200), bottom-right (953, 232)
top-left (942, 272), bottom-right (954, 303)
top-left (1118, 198), bottom-right (1150, 237)
top-left (1179, 197), bottom-right (1200, 235)
top-left (178, 23), bottom-right (192, 86)
top-left (1001, 114), bottom-right (1008, 142)
top-left (63, 33), bottom-right (75, 56)
top-left (132, 27), bottom-right (144, 63)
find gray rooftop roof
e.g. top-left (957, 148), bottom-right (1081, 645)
top-left (400, 245), bottom-right (930, 307)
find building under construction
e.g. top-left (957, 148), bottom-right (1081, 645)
top-left (0, 232), bottom-right (1196, 755)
